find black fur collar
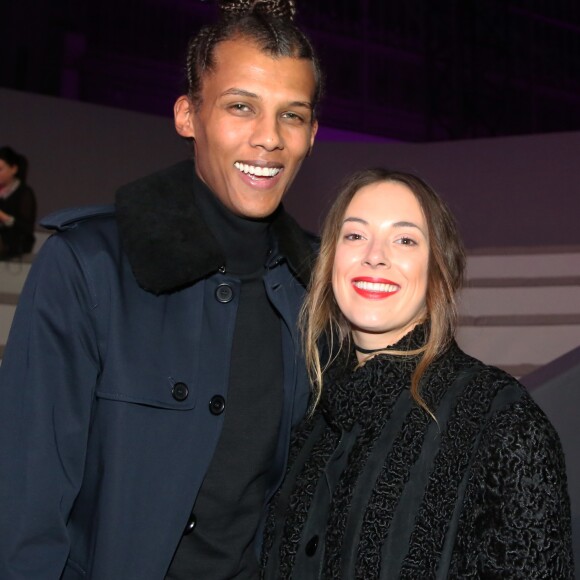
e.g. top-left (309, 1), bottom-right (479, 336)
top-left (115, 160), bottom-right (316, 294)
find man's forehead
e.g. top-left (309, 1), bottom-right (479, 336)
top-left (199, 41), bottom-right (316, 103)
top-left (210, 38), bottom-right (314, 77)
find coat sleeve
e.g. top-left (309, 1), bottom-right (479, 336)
top-left (0, 233), bottom-right (100, 579)
top-left (453, 392), bottom-right (575, 578)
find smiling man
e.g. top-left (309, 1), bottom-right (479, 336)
top-left (0, 2), bottom-right (322, 579)
top-left (174, 38), bottom-right (317, 219)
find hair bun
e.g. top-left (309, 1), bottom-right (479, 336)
top-left (218, 0), bottom-right (296, 21)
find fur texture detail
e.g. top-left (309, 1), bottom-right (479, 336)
top-left (115, 160), bottom-right (315, 294)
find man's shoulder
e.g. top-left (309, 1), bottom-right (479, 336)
top-left (39, 205), bottom-right (122, 264)
top-left (40, 204), bottom-right (116, 233)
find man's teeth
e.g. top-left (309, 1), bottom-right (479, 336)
top-left (354, 281), bottom-right (398, 293)
top-left (234, 162), bottom-right (281, 177)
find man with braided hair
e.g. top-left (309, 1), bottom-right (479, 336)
top-left (0, 1), bottom-right (320, 578)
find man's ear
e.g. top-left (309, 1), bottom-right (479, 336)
top-left (174, 95), bottom-right (195, 139)
top-left (308, 119), bottom-right (319, 155)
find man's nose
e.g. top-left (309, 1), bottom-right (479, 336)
top-left (250, 114), bottom-right (284, 151)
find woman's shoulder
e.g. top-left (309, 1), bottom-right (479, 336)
top-left (442, 344), bottom-right (562, 442)
top-left (446, 343), bottom-right (524, 396)
top-left (453, 353), bottom-right (565, 462)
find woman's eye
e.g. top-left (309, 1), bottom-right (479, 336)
top-left (397, 236), bottom-right (417, 246)
top-left (345, 233), bottom-right (363, 241)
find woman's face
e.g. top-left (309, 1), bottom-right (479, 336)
top-left (332, 180), bottom-right (430, 350)
top-left (0, 160), bottom-right (18, 188)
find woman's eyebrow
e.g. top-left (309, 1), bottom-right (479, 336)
top-left (392, 221), bottom-right (422, 229)
top-left (343, 217), bottom-right (368, 225)
top-left (343, 218), bottom-right (422, 229)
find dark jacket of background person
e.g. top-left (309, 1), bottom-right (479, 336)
top-left (0, 161), bottom-right (313, 579)
top-left (0, 173), bottom-right (36, 258)
top-left (261, 325), bottom-right (575, 579)
top-left (0, 179), bottom-right (36, 258)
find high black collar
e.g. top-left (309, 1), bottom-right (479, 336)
top-left (115, 160), bottom-right (316, 295)
top-left (320, 324), bottom-right (459, 431)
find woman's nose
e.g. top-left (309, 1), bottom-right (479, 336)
top-left (362, 242), bottom-right (390, 268)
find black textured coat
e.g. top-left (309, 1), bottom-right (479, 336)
top-left (262, 327), bottom-right (575, 578)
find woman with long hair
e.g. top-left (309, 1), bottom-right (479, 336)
top-left (261, 168), bottom-right (574, 578)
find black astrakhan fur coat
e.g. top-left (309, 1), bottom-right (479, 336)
top-left (261, 325), bottom-right (575, 579)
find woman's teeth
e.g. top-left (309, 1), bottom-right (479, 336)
top-left (353, 281), bottom-right (399, 293)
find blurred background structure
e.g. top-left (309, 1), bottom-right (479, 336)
top-left (2, 0), bottom-right (580, 142)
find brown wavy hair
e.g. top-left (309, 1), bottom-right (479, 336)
top-left (301, 168), bottom-right (465, 414)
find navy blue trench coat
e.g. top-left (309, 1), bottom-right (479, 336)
top-left (0, 162), bottom-right (313, 579)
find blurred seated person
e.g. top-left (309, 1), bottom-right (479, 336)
top-left (261, 168), bottom-right (574, 578)
top-left (0, 146), bottom-right (37, 259)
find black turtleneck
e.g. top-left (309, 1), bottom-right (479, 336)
top-left (166, 179), bottom-right (284, 579)
top-left (193, 176), bottom-right (272, 274)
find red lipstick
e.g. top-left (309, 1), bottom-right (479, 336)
top-left (351, 277), bottom-right (399, 300)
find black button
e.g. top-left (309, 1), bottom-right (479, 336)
top-left (305, 535), bottom-right (319, 557)
top-left (209, 395), bottom-right (226, 415)
top-left (183, 512), bottom-right (197, 535)
top-left (215, 284), bottom-right (233, 303)
top-left (172, 382), bottom-right (189, 402)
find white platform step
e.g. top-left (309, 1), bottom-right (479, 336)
top-left (0, 231), bottom-right (50, 295)
top-left (0, 303), bottom-right (17, 351)
top-left (457, 247), bottom-right (580, 375)
top-left (456, 324), bottom-right (580, 368)
top-left (466, 248), bottom-right (580, 280)
top-left (458, 284), bottom-right (580, 317)
top-left (0, 261), bottom-right (33, 295)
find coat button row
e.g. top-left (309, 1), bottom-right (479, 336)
top-left (172, 382), bottom-right (189, 402)
top-left (171, 385), bottom-right (226, 415)
top-left (209, 394), bottom-right (226, 415)
top-left (215, 284), bottom-right (233, 303)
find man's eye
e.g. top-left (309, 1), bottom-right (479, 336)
top-left (282, 112), bottom-right (305, 123)
top-left (230, 103), bottom-right (251, 113)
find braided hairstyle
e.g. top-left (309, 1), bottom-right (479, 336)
top-left (219, 0), bottom-right (296, 20)
top-left (184, 0), bottom-right (321, 118)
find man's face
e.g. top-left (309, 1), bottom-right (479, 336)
top-left (174, 37), bottom-right (318, 218)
